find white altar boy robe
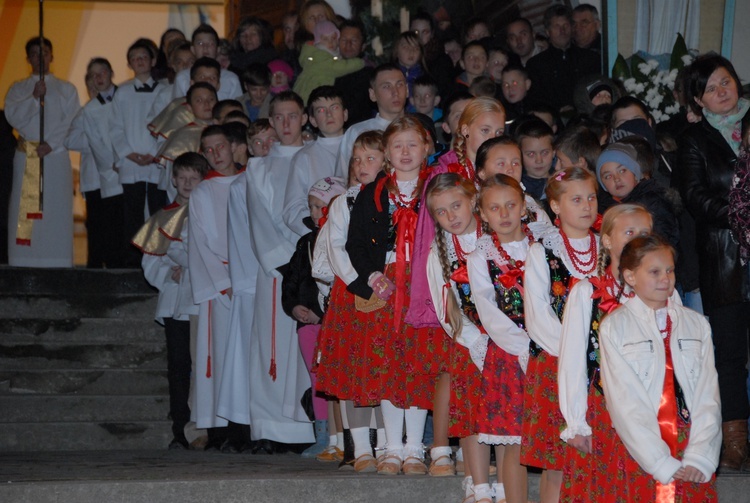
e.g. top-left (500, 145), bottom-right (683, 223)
top-left (188, 171), bottom-right (240, 428)
top-left (5, 74), bottom-right (79, 267)
top-left (246, 144), bottom-right (314, 443)
top-left (216, 174), bottom-right (259, 425)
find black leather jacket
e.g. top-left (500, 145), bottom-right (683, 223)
top-left (675, 110), bottom-right (750, 313)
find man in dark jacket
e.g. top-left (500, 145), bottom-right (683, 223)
top-left (525, 5), bottom-right (601, 113)
top-left (333, 20), bottom-right (375, 127)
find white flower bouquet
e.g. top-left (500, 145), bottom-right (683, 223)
top-left (612, 34), bottom-right (693, 123)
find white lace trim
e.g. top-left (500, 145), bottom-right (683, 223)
top-left (396, 178), bottom-right (418, 200)
top-left (441, 230), bottom-right (479, 263)
top-left (474, 234), bottom-right (529, 264)
top-left (540, 229), bottom-right (601, 279)
top-left (345, 185), bottom-right (361, 199)
top-left (560, 423), bottom-right (593, 442)
top-left (469, 333), bottom-right (489, 372)
top-left (477, 434), bottom-right (522, 445)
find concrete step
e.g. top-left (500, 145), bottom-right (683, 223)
top-left (0, 369), bottom-right (169, 395)
top-left (1, 421), bottom-right (171, 452)
top-left (0, 395), bottom-right (169, 423)
top-left (2, 451), bottom-right (749, 503)
top-left (0, 341), bottom-right (166, 370)
top-left (0, 294), bottom-right (158, 319)
top-left (0, 318), bottom-right (164, 343)
top-left (0, 266), bottom-right (154, 296)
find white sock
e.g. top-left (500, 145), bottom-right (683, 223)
top-left (473, 483), bottom-right (492, 502)
top-left (492, 482), bottom-right (505, 501)
top-left (380, 400), bottom-right (405, 456)
top-left (377, 428), bottom-right (386, 449)
top-left (351, 426), bottom-right (372, 459)
top-left (336, 432), bottom-right (344, 450)
top-left (430, 446), bottom-right (453, 465)
top-left (456, 446), bottom-right (464, 461)
top-left (463, 476), bottom-right (474, 497)
top-left (404, 406), bottom-right (428, 451)
top-left (328, 434), bottom-right (337, 448)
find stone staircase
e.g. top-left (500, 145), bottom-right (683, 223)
top-left (0, 267), bottom-right (171, 451)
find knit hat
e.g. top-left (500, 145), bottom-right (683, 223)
top-left (609, 118), bottom-right (657, 151)
top-left (267, 59), bottom-right (294, 82)
top-left (595, 142), bottom-right (642, 191)
top-left (308, 176), bottom-right (347, 205)
top-left (313, 20), bottom-right (339, 44)
top-left (587, 80), bottom-right (613, 101)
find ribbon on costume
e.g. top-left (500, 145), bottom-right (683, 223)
top-left (656, 314), bottom-right (678, 503)
top-left (16, 139), bottom-right (43, 246)
top-left (391, 205), bottom-right (417, 332)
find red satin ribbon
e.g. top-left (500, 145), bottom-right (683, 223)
top-left (499, 268), bottom-right (523, 290)
top-left (318, 206), bottom-right (329, 228)
top-left (590, 275), bottom-right (621, 314)
top-left (450, 264), bottom-right (469, 284)
top-left (656, 314), bottom-right (677, 502)
top-left (392, 206), bottom-right (417, 331)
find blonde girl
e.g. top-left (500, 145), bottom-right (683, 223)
top-left (406, 96), bottom-right (505, 327)
top-left (425, 173), bottom-right (482, 489)
top-left (522, 166), bottom-right (599, 503)
top-left (600, 235), bottom-right (720, 502)
top-left (557, 204), bottom-right (653, 502)
top-left (346, 116), bottom-right (448, 475)
top-left (314, 131), bottom-right (385, 468)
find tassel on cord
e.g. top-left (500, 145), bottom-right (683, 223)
top-left (269, 277), bottom-right (277, 381)
top-left (206, 300), bottom-right (212, 378)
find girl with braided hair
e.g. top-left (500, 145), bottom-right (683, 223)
top-left (424, 173), bottom-right (482, 491)
top-left (557, 203), bottom-right (654, 502)
top-left (407, 97), bottom-right (506, 328)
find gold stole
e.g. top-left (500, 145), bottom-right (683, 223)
top-left (131, 203), bottom-right (189, 255)
top-left (16, 139), bottom-right (43, 246)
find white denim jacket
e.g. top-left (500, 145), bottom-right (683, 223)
top-left (599, 296), bottom-right (721, 485)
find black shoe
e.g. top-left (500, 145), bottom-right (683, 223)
top-left (220, 438), bottom-right (241, 454)
top-left (251, 438), bottom-right (274, 455)
top-left (204, 436), bottom-right (223, 451)
top-left (168, 438), bottom-right (189, 450)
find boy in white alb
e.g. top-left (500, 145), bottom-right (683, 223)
top-left (65, 57), bottom-right (125, 268)
top-left (188, 125), bottom-right (242, 447)
top-left (334, 63), bottom-right (407, 175)
top-left (282, 85), bottom-right (348, 237)
top-left (5, 37), bottom-right (79, 267)
top-left (244, 91), bottom-right (315, 449)
top-left (109, 38), bottom-right (171, 267)
top-left (133, 152), bottom-right (207, 449)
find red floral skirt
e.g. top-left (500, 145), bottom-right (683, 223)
top-left (349, 264), bottom-right (449, 409)
top-left (448, 339), bottom-right (482, 437)
top-left (315, 278), bottom-right (371, 402)
top-left (560, 384), bottom-right (632, 503)
top-left (476, 341), bottom-right (524, 441)
top-left (520, 349), bottom-right (566, 470)
top-left (621, 419), bottom-right (717, 502)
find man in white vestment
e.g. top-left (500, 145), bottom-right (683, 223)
top-left (246, 91), bottom-right (315, 448)
top-left (4, 37), bottom-right (79, 267)
top-left (188, 125), bottom-right (242, 443)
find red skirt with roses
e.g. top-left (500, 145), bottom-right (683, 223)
top-left (448, 339), bottom-right (482, 437)
top-left (475, 340), bottom-right (524, 442)
top-left (520, 348), bottom-right (566, 470)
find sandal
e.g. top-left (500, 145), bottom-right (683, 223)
top-left (402, 455), bottom-right (428, 475)
top-left (354, 453), bottom-right (377, 473)
top-left (316, 445), bottom-right (343, 462)
top-left (377, 454), bottom-right (402, 475)
top-left (428, 454), bottom-right (456, 476)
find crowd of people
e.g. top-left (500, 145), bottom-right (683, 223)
top-left (4, 1), bottom-right (750, 502)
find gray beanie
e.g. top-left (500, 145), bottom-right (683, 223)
top-left (595, 143), bottom-right (642, 191)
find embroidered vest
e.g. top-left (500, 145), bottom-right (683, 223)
top-left (529, 248), bottom-right (574, 357)
top-left (487, 260), bottom-right (526, 330)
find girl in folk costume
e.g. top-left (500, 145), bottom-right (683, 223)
top-left (600, 236), bottom-right (721, 502)
top-left (425, 173), bottom-right (483, 486)
top-left (346, 116), bottom-right (448, 475)
top-left (522, 166), bottom-right (600, 503)
top-left (557, 204), bottom-right (653, 502)
top-left (407, 96), bottom-right (506, 326)
top-left (467, 175), bottom-right (539, 503)
top-left (313, 131), bottom-right (386, 469)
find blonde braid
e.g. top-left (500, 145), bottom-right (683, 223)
top-left (454, 134), bottom-right (468, 172)
top-left (596, 246), bottom-right (610, 278)
top-left (435, 226), bottom-right (463, 339)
